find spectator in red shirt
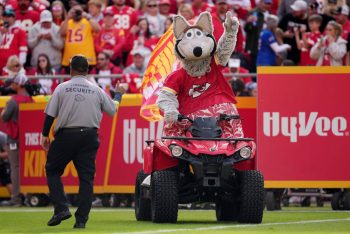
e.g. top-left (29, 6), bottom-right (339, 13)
top-left (51, 1), bottom-right (66, 26)
top-left (94, 7), bottom-right (125, 66)
top-left (192, 0), bottom-right (215, 17)
top-left (295, 14), bottom-right (322, 65)
top-left (211, 0), bottom-right (244, 53)
top-left (15, 0), bottom-right (40, 33)
top-left (178, 3), bottom-right (194, 20)
top-left (159, 0), bottom-right (172, 17)
top-left (0, 9), bottom-right (27, 71)
top-left (124, 17), bottom-right (159, 66)
top-left (90, 51), bottom-right (123, 91)
top-left (110, 0), bottom-right (139, 37)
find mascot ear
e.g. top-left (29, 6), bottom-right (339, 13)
top-left (195, 12), bottom-right (214, 35)
top-left (173, 15), bottom-right (190, 39)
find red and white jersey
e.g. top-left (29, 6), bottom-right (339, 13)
top-left (0, 25), bottom-right (27, 69)
top-left (162, 60), bottom-right (236, 115)
top-left (109, 5), bottom-right (138, 37)
top-left (341, 20), bottom-right (350, 40)
top-left (15, 9), bottom-right (40, 33)
top-left (300, 31), bottom-right (321, 66)
top-left (192, 3), bottom-right (214, 17)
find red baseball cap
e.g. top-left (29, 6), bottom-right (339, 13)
top-left (158, 0), bottom-right (171, 5)
top-left (103, 7), bottom-right (114, 16)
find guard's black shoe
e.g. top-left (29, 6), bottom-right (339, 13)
top-left (47, 210), bottom-right (72, 226)
top-left (73, 222), bottom-right (86, 229)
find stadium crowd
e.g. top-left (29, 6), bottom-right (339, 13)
top-left (0, 0), bottom-right (349, 97)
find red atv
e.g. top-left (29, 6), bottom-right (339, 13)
top-left (135, 114), bottom-right (264, 223)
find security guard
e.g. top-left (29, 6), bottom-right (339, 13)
top-left (41, 55), bottom-right (125, 229)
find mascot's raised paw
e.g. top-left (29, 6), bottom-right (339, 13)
top-left (224, 11), bottom-right (239, 33)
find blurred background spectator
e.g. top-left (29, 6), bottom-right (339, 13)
top-left (123, 46), bottom-right (150, 75)
top-left (15, 0), bottom-right (40, 33)
top-left (178, 3), bottom-right (194, 20)
top-left (158, 0), bottom-right (172, 17)
top-left (295, 14), bottom-right (322, 66)
top-left (60, 4), bottom-right (100, 73)
top-left (143, 0), bottom-right (166, 37)
top-left (2, 55), bottom-right (26, 78)
top-left (124, 17), bottom-right (158, 66)
top-left (32, 53), bottom-right (58, 95)
top-left (244, 0), bottom-right (272, 72)
top-left (94, 7), bottom-right (125, 66)
top-left (0, 8), bottom-right (27, 70)
top-left (191, 0), bottom-right (214, 17)
top-left (278, 0), bottom-right (309, 64)
top-left (257, 15), bottom-right (291, 66)
top-left (0, 131), bottom-right (13, 207)
top-left (88, 0), bottom-right (104, 24)
top-left (90, 51), bottom-right (123, 91)
top-left (28, 10), bottom-right (63, 70)
top-left (310, 20), bottom-right (347, 65)
top-left (51, 0), bottom-right (67, 26)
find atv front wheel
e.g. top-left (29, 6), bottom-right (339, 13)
top-left (151, 170), bottom-right (178, 223)
top-left (237, 170), bottom-right (265, 223)
top-left (135, 170), bottom-right (151, 221)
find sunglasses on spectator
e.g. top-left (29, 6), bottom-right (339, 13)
top-left (97, 58), bottom-right (106, 61)
top-left (52, 5), bottom-right (62, 11)
top-left (148, 4), bottom-right (158, 7)
top-left (13, 64), bottom-right (20, 68)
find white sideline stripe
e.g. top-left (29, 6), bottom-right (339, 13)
top-left (0, 208), bottom-right (350, 213)
top-left (114, 218), bottom-right (350, 234)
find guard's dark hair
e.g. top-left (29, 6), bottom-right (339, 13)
top-left (70, 55), bottom-right (89, 74)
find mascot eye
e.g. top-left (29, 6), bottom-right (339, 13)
top-left (196, 30), bottom-right (202, 36)
top-left (186, 32), bottom-right (194, 39)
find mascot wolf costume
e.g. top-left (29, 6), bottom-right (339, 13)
top-left (157, 11), bottom-right (243, 138)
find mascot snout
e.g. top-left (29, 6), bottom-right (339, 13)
top-left (193, 47), bottom-right (203, 57)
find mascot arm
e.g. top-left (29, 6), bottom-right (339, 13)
top-left (157, 89), bottom-right (179, 123)
top-left (216, 11), bottom-right (240, 66)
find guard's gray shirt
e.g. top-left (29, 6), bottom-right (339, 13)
top-left (45, 76), bottom-right (117, 133)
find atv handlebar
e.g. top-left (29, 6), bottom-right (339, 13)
top-left (177, 114), bottom-right (240, 123)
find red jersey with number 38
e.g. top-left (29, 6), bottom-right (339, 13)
top-left (109, 5), bottom-right (138, 37)
top-left (162, 60), bottom-right (237, 115)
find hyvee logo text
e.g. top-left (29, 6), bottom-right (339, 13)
top-left (123, 120), bottom-right (164, 164)
top-left (263, 112), bottom-right (348, 142)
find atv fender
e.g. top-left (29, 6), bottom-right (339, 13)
top-left (143, 140), bottom-right (179, 174)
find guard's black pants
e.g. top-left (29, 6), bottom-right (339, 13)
top-left (45, 128), bottom-right (99, 224)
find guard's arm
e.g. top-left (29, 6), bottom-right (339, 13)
top-left (42, 114), bottom-right (55, 137)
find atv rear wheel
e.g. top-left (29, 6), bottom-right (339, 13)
top-left (237, 170), bottom-right (264, 223)
top-left (265, 191), bottom-right (275, 211)
top-left (151, 170), bottom-right (178, 223)
top-left (216, 200), bottom-right (238, 221)
top-left (135, 170), bottom-right (151, 221)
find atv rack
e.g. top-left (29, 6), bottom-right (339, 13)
top-left (161, 137), bottom-right (254, 141)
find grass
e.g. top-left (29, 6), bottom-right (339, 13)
top-left (0, 206), bottom-right (349, 234)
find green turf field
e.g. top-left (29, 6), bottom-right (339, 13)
top-left (0, 206), bottom-right (349, 234)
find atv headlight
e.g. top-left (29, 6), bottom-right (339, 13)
top-left (171, 146), bottom-right (183, 157)
top-left (239, 147), bottom-right (251, 159)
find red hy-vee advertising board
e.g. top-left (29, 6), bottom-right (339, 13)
top-left (257, 67), bottom-right (350, 188)
top-left (16, 95), bottom-right (256, 194)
